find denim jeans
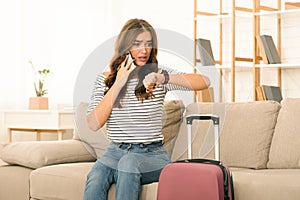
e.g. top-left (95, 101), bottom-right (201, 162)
top-left (83, 141), bottom-right (171, 200)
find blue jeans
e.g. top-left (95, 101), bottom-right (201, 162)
top-left (83, 141), bottom-right (171, 200)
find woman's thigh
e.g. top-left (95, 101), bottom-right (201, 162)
top-left (117, 143), bottom-right (171, 184)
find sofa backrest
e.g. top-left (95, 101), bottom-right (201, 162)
top-left (267, 98), bottom-right (300, 169)
top-left (171, 101), bottom-right (281, 169)
top-left (73, 100), bottom-right (184, 158)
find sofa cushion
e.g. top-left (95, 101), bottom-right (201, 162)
top-left (0, 165), bottom-right (32, 200)
top-left (30, 162), bottom-right (159, 200)
top-left (74, 100), bottom-right (184, 158)
top-left (231, 168), bottom-right (300, 200)
top-left (30, 162), bottom-right (93, 200)
top-left (268, 98), bottom-right (300, 169)
top-left (0, 140), bottom-right (95, 169)
top-left (172, 101), bottom-right (281, 169)
top-left (221, 101), bottom-right (280, 169)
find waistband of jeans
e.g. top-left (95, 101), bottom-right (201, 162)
top-left (112, 140), bottom-right (163, 147)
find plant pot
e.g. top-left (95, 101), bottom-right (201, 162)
top-left (29, 97), bottom-right (49, 110)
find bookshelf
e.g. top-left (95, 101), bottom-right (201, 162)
top-left (253, 0), bottom-right (300, 100)
top-left (193, 0), bottom-right (253, 102)
top-left (194, 0), bottom-right (300, 101)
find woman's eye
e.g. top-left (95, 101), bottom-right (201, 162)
top-left (132, 41), bottom-right (153, 49)
top-left (146, 42), bottom-right (153, 47)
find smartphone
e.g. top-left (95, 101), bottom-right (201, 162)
top-left (125, 52), bottom-right (135, 70)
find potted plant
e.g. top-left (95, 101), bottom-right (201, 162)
top-left (28, 60), bottom-right (51, 109)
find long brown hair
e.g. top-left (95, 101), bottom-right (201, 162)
top-left (104, 19), bottom-right (158, 106)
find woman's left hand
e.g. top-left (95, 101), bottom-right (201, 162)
top-left (143, 72), bottom-right (164, 93)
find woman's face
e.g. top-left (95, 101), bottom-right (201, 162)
top-left (129, 31), bottom-right (153, 67)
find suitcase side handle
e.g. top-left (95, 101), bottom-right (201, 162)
top-left (186, 114), bottom-right (219, 125)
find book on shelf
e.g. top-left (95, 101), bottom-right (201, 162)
top-left (256, 85), bottom-right (283, 103)
top-left (256, 86), bottom-right (266, 101)
top-left (256, 36), bottom-right (269, 64)
top-left (258, 35), bottom-right (281, 64)
top-left (263, 85), bottom-right (283, 103)
top-left (196, 38), bottom-right (216, 66)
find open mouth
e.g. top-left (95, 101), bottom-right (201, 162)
top-left (137, 56), bottom-right (148, 63)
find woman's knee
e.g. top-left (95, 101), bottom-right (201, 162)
top-left (87, 160), bottom-right (115, 184)
top-left (84, 162), bottom-right (114, 200)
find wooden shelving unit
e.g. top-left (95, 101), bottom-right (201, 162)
top-left (253, 0), bottom-right (300, 100)
top-left (253, 0), bottom-right (281, 100)
top-left (194, 0), bottom-right (300, 101)
top-left (194, 0), bottom-right (253, 102)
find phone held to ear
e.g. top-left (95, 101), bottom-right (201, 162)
top-left (125, 52), bottom-right (135, 70)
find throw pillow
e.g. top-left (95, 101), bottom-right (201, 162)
top-left (220, 101), bottom-right (280, 169)
top-left (0, 140), bottom-right (95, 169)
top-left (0, 142), bottom-right (7, 152)
top-left (172, 101), bottom-right (281, 169)
top-left (161, 100), bottom-right (185, 157)
top-left (268, 98), bottom-right (300, 169)
top-left (74, 102), bottom-right (110, 159)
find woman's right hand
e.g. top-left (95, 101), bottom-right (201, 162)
top-left (87, 55), bottom-right (136, 131)
top-left (115, 55), bottom-right (137, 88)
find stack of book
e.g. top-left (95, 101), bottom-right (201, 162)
top-left (256, 85), bottom-right (283, 103)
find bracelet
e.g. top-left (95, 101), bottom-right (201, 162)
top-left (162, 70), bottom-right (169, 84)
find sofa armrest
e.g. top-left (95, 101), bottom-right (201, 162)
top-left (0, 140), bottom-right (95, 169)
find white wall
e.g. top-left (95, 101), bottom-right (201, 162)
top-left (0, 0), bottom-right (112, 109)
top-left (0, 0), bottom-right (299, 142)
top-left (0, 0), bottom-right (113, 141)
top-left (0, 0), bottom-right (195, 109)
top-left (2, 0), bottom-right (299, 108)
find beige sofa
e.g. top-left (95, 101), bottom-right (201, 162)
top-left (1, 99), bottom-right (300, 200)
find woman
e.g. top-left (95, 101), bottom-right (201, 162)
top-left (83, 18), bottom-right (210, 200)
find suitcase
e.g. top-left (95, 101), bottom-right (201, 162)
top-left (157, 114), bottom-right (234, 200)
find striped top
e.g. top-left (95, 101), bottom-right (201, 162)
top-left (87, 68), bottom-right (190, 144)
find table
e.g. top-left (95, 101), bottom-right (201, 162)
top-left (4, 110), bottom-right (75, 142)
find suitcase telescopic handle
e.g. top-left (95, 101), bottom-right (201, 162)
top-left (186, 114), bottom-right (219, 125)
top-left (186, 114), bottom-right (220, 160)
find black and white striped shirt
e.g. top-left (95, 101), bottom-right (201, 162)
top-left (87, 68), bottom-right (190, 143)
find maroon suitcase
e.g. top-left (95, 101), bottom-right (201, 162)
top-left (157, 114), bottom-right (234, 200)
